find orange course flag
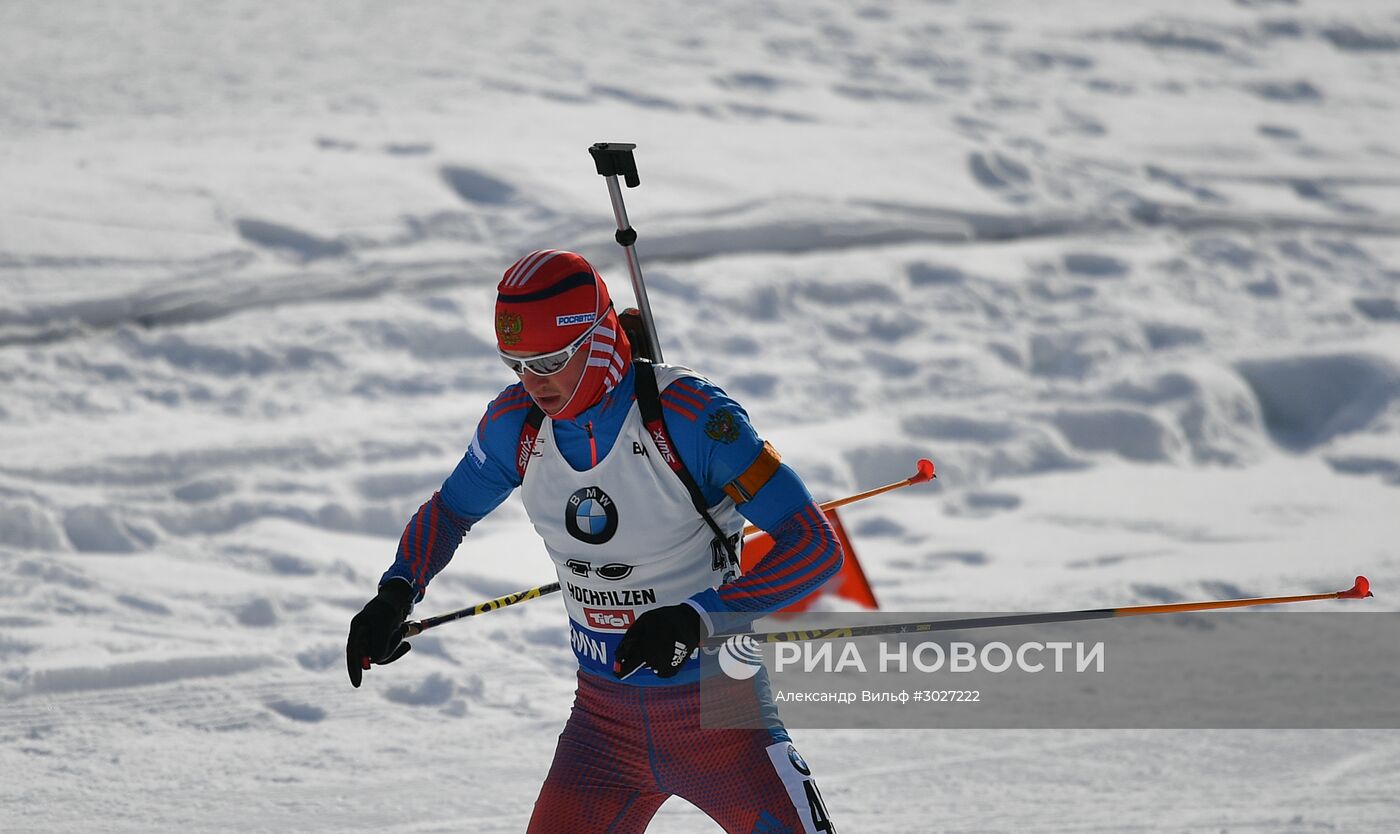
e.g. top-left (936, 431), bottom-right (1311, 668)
top-left (739, 507), bottom-right (878, 613)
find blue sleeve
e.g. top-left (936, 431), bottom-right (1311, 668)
top-left (664, 376), bottom-right (843, 620)
top-left (379, 385), bottom-right (529, 600)
top-left (660, 376), bottom-right (814, 526)
top-left (438, 385), bottom-right (530, 520)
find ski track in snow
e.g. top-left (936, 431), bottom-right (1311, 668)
top-left (3, 0), bottom-right (1400, 831)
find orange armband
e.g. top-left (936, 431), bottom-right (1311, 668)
top-left (722, 441), bottom-right (782, 504)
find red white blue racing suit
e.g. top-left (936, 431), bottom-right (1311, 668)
top-left (382, 364), bottom-right (842, 833)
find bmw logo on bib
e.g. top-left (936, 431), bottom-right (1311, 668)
top-left (787, 743), bottom-right (810, 776)
top-left (565, 486), bottom-right (619, 544)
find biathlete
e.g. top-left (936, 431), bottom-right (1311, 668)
top-left (347, 250), bottom-right (842, 833)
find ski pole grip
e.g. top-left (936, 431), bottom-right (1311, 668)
top-left (589, 142), bottom-right (641, 188)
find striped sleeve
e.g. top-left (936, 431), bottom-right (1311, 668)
top-left (706, 501), bottom-right (843, 614)
top-left (438, 384), bottom-right (529, 519)
top-left (379, 492), bottom-right (472, 601)
top-left (659, 376), bottom-right (711, 422)
top-left (661, 372), bottom-right (844, 617)
top-left (379, 384), bottom-right (527, 600)
top-left (659, 373), bottom-right (774, 508)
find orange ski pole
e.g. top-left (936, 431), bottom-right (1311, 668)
top-left (731, 577), bottom-right (1375, 643)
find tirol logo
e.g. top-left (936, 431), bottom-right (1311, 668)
top-left (565, 486), bottom-right (619, 545)
top-left (583, 608), bottom-right (635, 630)
top-left (717, 635), bottom-right (763, 681)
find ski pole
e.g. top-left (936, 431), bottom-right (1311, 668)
top-left (721, 576), bottom-right (1374, 644)
top-left (405, 583), bottom-right (561, 636)
top-left (589, 142), bottom-right (664, 362)
top-left (741, 458), bottom-right (934, 538)
top-left (404, 459), bottom-right (937, 637)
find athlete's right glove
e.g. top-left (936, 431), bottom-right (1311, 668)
top-left (346, 579), bottom-right (415, 688)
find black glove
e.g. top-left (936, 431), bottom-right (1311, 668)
top-left (614, 603), bottom-right (706, 679)
top-left (346, 579), bottom-right (415, 688)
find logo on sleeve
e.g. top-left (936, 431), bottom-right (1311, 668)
top-left (565, 486), bottom-right (618, 544)
top-left (468, 428), bottom-right (488, 467)
top-left (705, 410), bottom-right (741, 444)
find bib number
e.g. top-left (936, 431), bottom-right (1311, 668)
top-left (804, 780), bottom-right (836, 833)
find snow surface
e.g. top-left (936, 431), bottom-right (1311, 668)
top-left (2, 1), bottom-right (1399, 831)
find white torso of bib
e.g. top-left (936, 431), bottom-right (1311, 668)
top-left (519, 366), bottom-right (743, 682)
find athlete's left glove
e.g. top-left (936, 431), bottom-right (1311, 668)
top-left (614, 603), bottom-right (706, 679)
top-left (346, 579), bottom-right (415, 688)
